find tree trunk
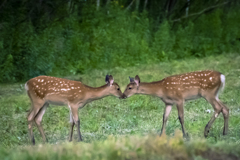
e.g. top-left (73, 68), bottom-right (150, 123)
top-left (144, 0), bottom-right (148, 10)
top-left (135, 0), bottom-right (140, 11)
top-left (97, 0), bottom-right (100, 11)
top-left (186, 0), bottom-right (190, 17)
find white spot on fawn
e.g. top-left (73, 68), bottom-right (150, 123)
top-left (210, 77), bottom-right (212, 81)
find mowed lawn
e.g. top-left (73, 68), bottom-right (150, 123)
top-left (0, 54), bottom-right (240, 159)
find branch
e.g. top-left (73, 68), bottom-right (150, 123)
top-left (171, 1), bottom-right (229, 22)
top-left (125, 0), bottom-right (135, 11)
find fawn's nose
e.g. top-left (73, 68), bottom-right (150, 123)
top-left (121, 94), bottom-right (127, 99)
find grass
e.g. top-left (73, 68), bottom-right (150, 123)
top-left (0, 53), bottom-right (240, 159)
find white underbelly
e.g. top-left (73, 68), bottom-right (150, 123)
top-left (44, 95), bottom-right (68, 106)
top-left (46, 100), bottom-right (67, 106)
top-left (185, 94), bottom-right (201, 101)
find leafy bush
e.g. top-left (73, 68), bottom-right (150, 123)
top-left (0, 4), bottom-right (240, 82)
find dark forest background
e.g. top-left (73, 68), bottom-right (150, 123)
top-left (0, 0), bottom-right (240, 82)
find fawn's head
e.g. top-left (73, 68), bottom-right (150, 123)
top-left (122, 75), bottom-right (140, 99)
top-left (105, 75), bottom-right (122, 98)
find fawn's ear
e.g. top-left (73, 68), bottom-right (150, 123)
top-left (105, 75), bottom-right (114, 86)
top-left (134, 75), bottom-right (140, 86)
top-left (129, 76), bottom-right (134, 83)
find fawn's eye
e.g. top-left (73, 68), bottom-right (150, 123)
top-left (117, 88), bottom-right (120, 90)
top-left (129, 87), bottom-right (132, 89)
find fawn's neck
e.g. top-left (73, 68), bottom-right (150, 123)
top-left (84, 84), bottom-right (110, 101)
top-left (137, 82), bottom-right (163, 97)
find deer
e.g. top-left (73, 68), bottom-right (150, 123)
top-left (122, 70), bottom-right (229, 137)
top-left (25, 75), bottom-right (122, 145)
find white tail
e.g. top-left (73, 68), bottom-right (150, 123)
top-left (220, 74), bottom-right (225, 93)
top-left (26, 75), bottom-right (122, 144)
top-left (25, 82), bottom-right (29, 91)
top-left (122, 70), bottom-right (229, 137)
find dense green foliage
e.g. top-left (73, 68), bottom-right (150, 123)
top-left (0, 54), bottom-right (240, 159)
top-left (0, 1), bottom-right (240, 82)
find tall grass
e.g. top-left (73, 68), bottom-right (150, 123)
top-left (1, 132), bottom-right (239, 160)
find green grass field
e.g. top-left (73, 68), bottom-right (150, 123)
top-left (0, 54), bottom-right (240, 159)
